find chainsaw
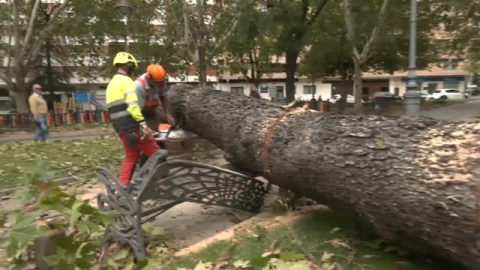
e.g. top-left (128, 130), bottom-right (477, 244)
top-left (152, 122), bottom-right (197, 142)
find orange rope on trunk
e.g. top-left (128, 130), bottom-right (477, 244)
top-left (260, 108), bottom-right (298, 178)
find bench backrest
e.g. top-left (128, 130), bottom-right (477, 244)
top-left (137, 160), bottom-right (267, 213)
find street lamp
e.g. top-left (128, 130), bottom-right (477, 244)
top-left (404, 0), bottom-right (421, 116)
top-left (114, 0), bottom-right (134, 51)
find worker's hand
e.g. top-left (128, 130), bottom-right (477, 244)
top-left (167, 113), bottom-right (175, 125)
top-left (139, 122), bottom-right (151, 140)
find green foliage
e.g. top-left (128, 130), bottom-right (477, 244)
top-left (0, 164), bottom-right (117, 269)
top-left (222, 1), bottom-right (278, 86)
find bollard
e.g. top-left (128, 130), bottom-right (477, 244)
top-left (89, 111), bottom-right (96, 123)
top-left (0, 115), bottom-right (6, 128)
top-left (47, 113), bottom-right (55, 127)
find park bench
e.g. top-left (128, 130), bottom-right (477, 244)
top-left (96, 150), bottom-right (268, 261)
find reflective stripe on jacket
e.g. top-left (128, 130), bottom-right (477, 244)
top-left (106, 74), bottom-right (144, 133)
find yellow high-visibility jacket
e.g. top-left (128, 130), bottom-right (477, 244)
top-left (106, 73), bottom-right (144, 133)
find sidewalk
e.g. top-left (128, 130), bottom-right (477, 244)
top-left (0, 127), bottom-right (116, 143)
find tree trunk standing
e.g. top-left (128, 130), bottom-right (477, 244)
top-left (353, 58), bottom-right (363, 112)
top-left (167, 85), bottom-right (480, 269)
top-left (13, 69), bottom-right (29, 113)
top-left (45, 38), bottom-right (55, 101)
top-left (285, 50), bottom-right (299, 103)
top-left (197, 45), bottom-right (208, 87)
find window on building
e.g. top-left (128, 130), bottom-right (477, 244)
top-left (303, 85), bottom-right (316, 95)
top-left (276, 86), bottom-right (284, 98)
top-left (394, 87), bottom-right (400, 96)
top-left (260, 87), bottom-right (269, 94)
top-left (362, 87), bottom-right (369, 95)
top-left (427, 83), bottom-right (438, 94)
top-left (443, 60), bottom-right (461, 70)
top-left (444, 81), bottom-right (459, 89)
top-left (381, 87), bottom-right (389, 92)
top-left (230, 87), bottom-right (244, 95)
top-left (451, 60), bottom-right (460, 70)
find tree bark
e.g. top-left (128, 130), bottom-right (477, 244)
top-left (285, 50), bottom-right (299, 103)
top-left (14, 69), bottom-right (29, 113)
top-left (167, 85), bottom-right (480, 269)
top-left (353, 58), bottom-right (363, 112)
top-left (197, 45), bottom-right (207, 87)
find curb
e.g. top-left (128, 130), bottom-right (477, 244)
top-left (175, 205), bottom-right (329, 257)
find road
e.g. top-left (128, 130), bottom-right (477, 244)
top-left (421, 97), bottom-right (480, 122)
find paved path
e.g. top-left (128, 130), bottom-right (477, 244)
top-left (0, 128), bottom-right (115, 143)
top-left (421, 97), bottom-right (480, 122)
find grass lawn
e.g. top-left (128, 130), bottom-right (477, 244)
top-left (50, 122), bottom-right (111, 133)
top-left (0, 137), bottom-right (123, 189)
top-left (167, 210), bottom-right (462, 270)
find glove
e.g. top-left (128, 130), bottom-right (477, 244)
top-left (139, 121), bottom-right (151, 140)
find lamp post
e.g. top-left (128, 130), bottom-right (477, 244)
top-left (114, 0), bottom-right (134, 51)
top-left (404, 0), bottom-right (421, 116)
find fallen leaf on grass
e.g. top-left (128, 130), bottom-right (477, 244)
top-left (233, 260), bottom-right (250, 269)
top-left (361, 254), bottom-right (376, 259)
top-left (194, 261), bottom-right (213, 270)
top-left (329, 227), bottom-right (340, 234)
top-left (329, 239), bottom-right (351, 250)
top-left (212, 257), bottom-right (230, 270)
top-left (321, 251), bottom-right (334, 262)
top-left (262, 240), bottom-right (281, 258)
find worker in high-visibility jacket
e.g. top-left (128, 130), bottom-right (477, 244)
top-left (135, 64), bottom-right (174, 129)
top-left (106, 52), bottom-right (160, 185)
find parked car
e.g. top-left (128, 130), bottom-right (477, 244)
top-left (427, 89), bottom-right (465, 100)
top-left (466, 87), bottom-right (480, 96)
top-left (373, 91), bottom-right (403, 101)
top-left (329, 94), bottom-right (355, 104)
top-left (420, 90), bottom-right (429, 100)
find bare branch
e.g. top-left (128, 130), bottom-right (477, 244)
top-left (25, 0), bottom-right (71, 67)
top-left (182, 0), bottom-right (198, 64)
top-left (212, 15), bottom-right (239, 53)
top-left (12, 0), bottom-right (20, 58)
top-left (307, 0), bottom-right (329, 26)
top-left (343, 0), bottom-right (361, 60)
top-left (20, 0), bottom-right (42, 60)
top-left (360, 0), bottom-right (389, 60)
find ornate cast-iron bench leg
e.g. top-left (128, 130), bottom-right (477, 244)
top-left (97, 168), bottom-right (147, 261)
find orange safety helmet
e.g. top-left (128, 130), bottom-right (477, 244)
top-left (146, 64), bottom-right (167, 82)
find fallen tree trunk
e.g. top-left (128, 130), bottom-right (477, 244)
top-left (167, 85), bottom-right (480, 269)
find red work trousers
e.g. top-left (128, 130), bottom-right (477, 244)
top-left (119, 131), bottom-right (160, 185)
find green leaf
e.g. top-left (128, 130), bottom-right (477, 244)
top-left (112, 250), bottom-right (129, 261)
top-left (142, 224), bottom-right (166, 236)
top-left (280, 252), bottom-right (305, 262)
top-left (250, 257), bottom-right (269, 268)
top-left (7, 212), bottom-right (45, 256)
top-left (69, 200), bottom-right (84, 227)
